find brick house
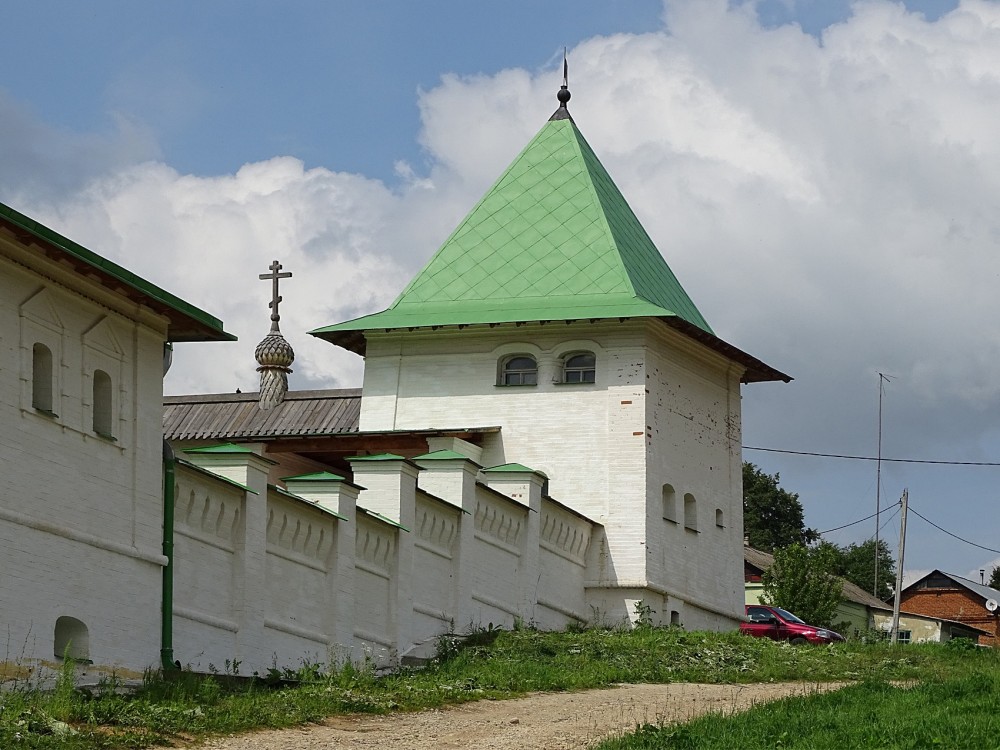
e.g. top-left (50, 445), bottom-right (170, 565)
top-left (897, 570), bottom-right (1000, 646)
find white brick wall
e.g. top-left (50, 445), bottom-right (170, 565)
top-left (643, 324), bottom-right (746, 624)
top-left (359, 318), bottom-right (747, 628)
top-left (161, 447), bottom-right (599, 671)
top-left (1, 250), bottom-right (168, 676)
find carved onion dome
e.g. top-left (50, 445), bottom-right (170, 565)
top-left (256, 260), bottom-right (294, 412)
top-left (255, 332), bottom-right (294, 369)
top-left (254, 330), bottom-right (295, 369)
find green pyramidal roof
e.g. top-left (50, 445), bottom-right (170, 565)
top-left (312, 112), bottom-right (711, 342)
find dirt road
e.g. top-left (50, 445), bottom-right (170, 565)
top-left (197, 681), bottom-right (842, 749)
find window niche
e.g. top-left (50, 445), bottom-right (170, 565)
top-left (20, 288), bottom-right (64, 417)
top-left (53, 616), bottom-right (90, 662)
top-left (31, 343), bottom-right (55, 415)
top-left (662, 484), bottom-right (678, 523)
top-left (498, 355), bottom-right (538, 386)
top-left (683, 493), bottom-right (698, 531)
top-left (560, 352), bottom-right (596, 384)
top-left (715, 508), bottom-right (725, 528)
top-left (92, 369), bottom-right (114, 438)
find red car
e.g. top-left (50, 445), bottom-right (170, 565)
top-left (741, 605), bottom-right (845, 644)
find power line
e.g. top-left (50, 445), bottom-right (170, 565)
top-left (744, 445), bottom-right (1000, 466)
top-left (908, 505), bottom-right (1000, 556)
top-left (817, 501), bottom-right (899, 535)
top-left (819, 502), bottom-right (999, 556)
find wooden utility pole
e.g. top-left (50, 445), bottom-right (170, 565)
top-left (891, 489), bottom-right (908, 645)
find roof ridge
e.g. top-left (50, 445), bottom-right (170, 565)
top-left (564, 121), bottom-right (637, 299)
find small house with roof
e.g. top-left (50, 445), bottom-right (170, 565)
top-left (896, 570), bottom-right (1000, 646)
top-left (0, 201), bottom-right (231, 677)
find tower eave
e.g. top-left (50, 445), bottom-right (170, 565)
top-left (309, 313), bottom-right (790, 384)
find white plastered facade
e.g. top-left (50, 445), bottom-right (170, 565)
top-left (358, 316), bottom-right (746, 628)
top-left (0, 242), bottom-right (171, 678)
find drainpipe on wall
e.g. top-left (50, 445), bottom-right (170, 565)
top-left (160, 342), bottom-right (180, 671)
top-left (161, 439), bottom-right (179, 670)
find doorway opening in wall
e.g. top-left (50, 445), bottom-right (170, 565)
top-left (53, 616), bottom-right (91, 663)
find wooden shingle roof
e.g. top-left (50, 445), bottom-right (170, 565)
top-left (164, 389), bottom-right (361, 440)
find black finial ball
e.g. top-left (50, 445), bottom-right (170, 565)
top-left (557, 86), bottom-right (571, 106)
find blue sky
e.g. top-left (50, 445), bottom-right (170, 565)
top-left (4, 0), bottom-right (998, 585)
top-left (0, 0), bottom-right (956, 183)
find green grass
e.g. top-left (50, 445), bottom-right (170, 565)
top-left (595, 664), bottom-right (1000, 749)
top-left (1, 629), bottom-right (995, 749)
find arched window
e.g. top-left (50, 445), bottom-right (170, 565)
top-left (715, 508), bottom-right (725, 528)
top-left (684, 493), bottom-right (698, 531)
top-left (32, 343), bottom-right (54, 413)
top-left (562, 352), bottom-right (596, 383)
top-left (499, 355), bottom-right (537, 386)
top-left (92, 369), bottom-right (113, 437)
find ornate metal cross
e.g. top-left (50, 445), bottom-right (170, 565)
top-left (259, 260), bottom-right (292, 329)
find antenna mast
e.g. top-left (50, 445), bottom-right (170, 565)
top-left (874, 373), bottom-right (890, 596)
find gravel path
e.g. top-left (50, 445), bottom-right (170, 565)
top-left (196, 681), bottom-right (843, 749)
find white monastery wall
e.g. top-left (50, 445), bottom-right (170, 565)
top-left (1, 251), bottom-right (169, 675)
top-left (470, 484), bottom-right (527, 627)
top-left (160, 446), bottom-right (597, 673)
top-left (536, 498), bottom-right (593, 624)
top-left (353, 511), bottom-right (397, 659)
top-left (411, 492), bottom-right (460, 639)
top-left (264, 493), bottom-right (339, 663)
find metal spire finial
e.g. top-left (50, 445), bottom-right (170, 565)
top-left (550, 48), bottom-right (572, 121)
top-left (557, 48), bottom-right (571, 108)
top-left (255, 260), bottom-right (295, 411)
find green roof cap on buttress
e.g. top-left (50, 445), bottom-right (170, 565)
top-left (312, 106), bottom-right (711, 339)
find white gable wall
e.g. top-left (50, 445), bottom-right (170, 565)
top-left (0, 248), bottom-right (170, 675)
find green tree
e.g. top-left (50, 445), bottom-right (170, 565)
top-left (743, 462), bottom-right (818, 553)
top-left (761, 542), bottom-right (843, 628)
top-left (989, 566), bottom-right (1000, 590)
top-left (826, 539), bottom-right (896, 601)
